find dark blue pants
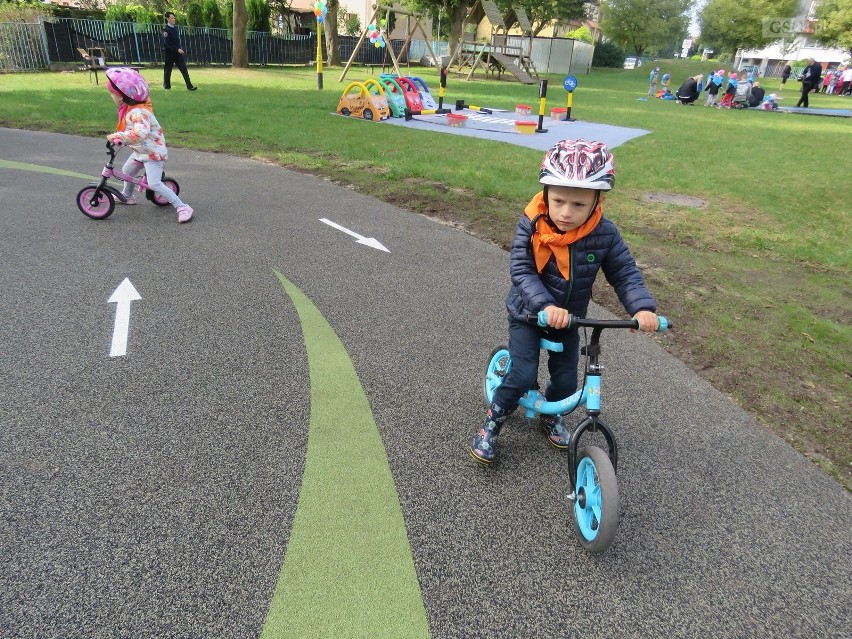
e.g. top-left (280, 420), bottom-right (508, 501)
top-left (163, 49), bottom-right (193, 89)
top-left (492, 317), bottom-right (580, 414)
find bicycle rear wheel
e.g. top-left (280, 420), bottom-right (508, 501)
top-left (146, 178), bottom-right (180, 206)
top-left (570, 446), bottom-right (619, 554)
top-left (483, 346), bottom-right (510, 406)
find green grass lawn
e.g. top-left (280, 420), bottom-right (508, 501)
top-left (0, 59), bottom-right (849, 488)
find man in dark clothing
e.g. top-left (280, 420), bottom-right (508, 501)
top-left (795, 58), bottom-right (821, 107)
top-left (162, 11), bottom-right (197, 91)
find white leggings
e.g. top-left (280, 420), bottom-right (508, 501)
top-left (121, 157), bottom-right (185, 209)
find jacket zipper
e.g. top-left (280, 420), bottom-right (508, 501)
top-left (563, 245), bottom-right (574, 307)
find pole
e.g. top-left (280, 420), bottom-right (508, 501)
top-left (566, 91), bottom-right (575, 121)
top-left (316, 20), bottom-right (323, 90)
top-left (535, 79), bottom-right (548, 133)
top-left (438, 67), bottom-right (447, 109)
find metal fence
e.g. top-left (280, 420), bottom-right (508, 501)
top-left (0, 17), bottom-right (427, 71)
top-left (0, 22), bottom-right (51, 71)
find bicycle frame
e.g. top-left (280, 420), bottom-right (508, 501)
top-left (488, 312), bottom-right (668, 494)
top-left (518, 321), bottom-right (623, 492)
top-left (85, 142), bottom-right (147, 205)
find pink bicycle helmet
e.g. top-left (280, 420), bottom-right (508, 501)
top-left (105, 67), bottom-right (149, 103)
top-left (539, 139), bottom-right (615, 191)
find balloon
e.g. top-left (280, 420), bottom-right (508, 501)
top-left (317, 15), bottom-right (323, 23)
top-left (375, 42), bottom-right (381, 48)
top-left (380, 18), bottom-right (386, 26)
top-left (368, 23), bottom-right (375, 30)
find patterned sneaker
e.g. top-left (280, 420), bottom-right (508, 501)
top-left (118, 196), bottom-right (136, 205)
top-left (470, 405), bottom-right (508, 464)
top-left (176, 205), bottom-right (193, 223)
top-left (539, 414), bottom-right (570, 449)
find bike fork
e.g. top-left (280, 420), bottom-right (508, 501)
top-left (565, 415), bottom-right (618, 503)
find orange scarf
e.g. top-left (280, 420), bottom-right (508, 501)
top-left (116, 99), bottom-right (154, 132)
top-left (524, 190), bottom-right (603, 279)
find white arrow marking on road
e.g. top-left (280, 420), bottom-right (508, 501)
top-left (108, 278), bottom-right (141, 357)
top-left (319, 218), bottom-right (390, 253)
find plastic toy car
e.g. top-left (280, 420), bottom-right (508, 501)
top-left (337, 80), bottom-right (391, 121)
top-left (410, 76), bottom-right (438, 110)
top-left (395, 77), bottom-right (424, 112)
top-left (378, 77), bottom-right (408, 117)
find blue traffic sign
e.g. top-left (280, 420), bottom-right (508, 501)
top-left (563, 75), bottom-right (578, 92)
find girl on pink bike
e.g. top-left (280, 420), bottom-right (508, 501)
top-left (105, 67), bottom-right (194, 223)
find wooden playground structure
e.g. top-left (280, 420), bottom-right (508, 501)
top-left (446, 0), bottom-right (538, 84)
top-left (338, 4), bottom-right (439, 83)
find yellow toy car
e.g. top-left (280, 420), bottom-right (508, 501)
top-left (337, 79), bottom-right (391, 121)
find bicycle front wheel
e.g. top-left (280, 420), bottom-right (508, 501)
top-left (76, 186), bottom-right (114, 220)
top-left (571, 446), bottom-right (619, 554)
top-left (483, 345), bottom-right (510, 406)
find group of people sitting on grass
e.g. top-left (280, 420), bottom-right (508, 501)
top-left (651, 68), bottom-right (781, 111)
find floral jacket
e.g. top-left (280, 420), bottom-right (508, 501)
top-left (113, 107), bottom-right (168, 162)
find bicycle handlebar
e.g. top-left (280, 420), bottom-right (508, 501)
top-left (528, 311), bottom-right (671, 333)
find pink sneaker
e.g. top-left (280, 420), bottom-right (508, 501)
top-left (118, 196), bottom-right (136, 205)
top-left (176, 205), bottom-right (193, 223)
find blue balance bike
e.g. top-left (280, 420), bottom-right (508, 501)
top-left (483, 311), bottom-right (670, 554)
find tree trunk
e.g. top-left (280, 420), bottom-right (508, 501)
top-left (324, 0), bottom-right (340, 66)
top-left (447, 3), bottom-right (468, 58)
top-left (232, 0), bottom-right (248, 68)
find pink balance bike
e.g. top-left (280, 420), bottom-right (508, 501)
top-left (76, 141), bottom-right (180, 220)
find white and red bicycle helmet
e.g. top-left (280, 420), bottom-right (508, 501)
top-left (105, 67), bottom-right (150, 104)
top-left (539, 139), bottom-right (615, 191)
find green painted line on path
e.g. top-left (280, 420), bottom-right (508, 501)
top-left (262, 271), bottom-right (430, 639)
top-left (0, 159), bottom-right (91, 179)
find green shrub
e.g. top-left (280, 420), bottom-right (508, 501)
top-left (202, 0), bottom-right (226, 29)
top-left (247, 0), bottom-right (271, 33)
top-left (592, 40), bottom-right (625, 68)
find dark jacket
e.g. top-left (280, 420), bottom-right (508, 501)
top-left (800, 62), bottom-right (822, 86)
top-left (162, 23), bottom-right (182, 52)
top-left (746, 85), bottom-right (765, 107)
top-left (781, 65), bottom-right (792, 80)
top-left (505, 214), bottom-right (656, 321)
top-left (677, 77), bottom-right (699, 102)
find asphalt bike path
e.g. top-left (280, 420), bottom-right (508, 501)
top-left (1, 128), bottom-right (849, 638)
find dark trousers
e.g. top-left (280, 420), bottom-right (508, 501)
top-left (492, 318), bottom-right (580, 414)
top-left (796, 82), bottom-right (815, 107)
top-left (163, 49), bottom-right (193, 88)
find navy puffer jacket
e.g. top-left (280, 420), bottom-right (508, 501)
top-left (505, 213), bottom-right (656, 320)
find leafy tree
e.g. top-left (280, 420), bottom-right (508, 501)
top-left (698, 0), bottom-right (798, 57)
top-left (601, 0), bottom-right (690, 58)
top-left (565, 25), bottom-right (593, 42)
top-left (202, 0), bottom-right (226, 28)
top-left (233, 0), bottom-right (249, 67)
top-left (338, 11), bottom-right (361, 37)
top-left (247, 0), bottom-right (271, 32)
top-left (814, 0), bottom-right (852, 56)
top-left (129, 4), bottom-right (156, 26)
top-left (104, 2), bottom-right (131, 22)
top-left (186, 0), bottom-right (204, 27)
top-left (504, 0), bottom-right (587, 36)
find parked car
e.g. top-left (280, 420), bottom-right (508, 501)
top-left (623, 57), bottom-right (640, 69)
